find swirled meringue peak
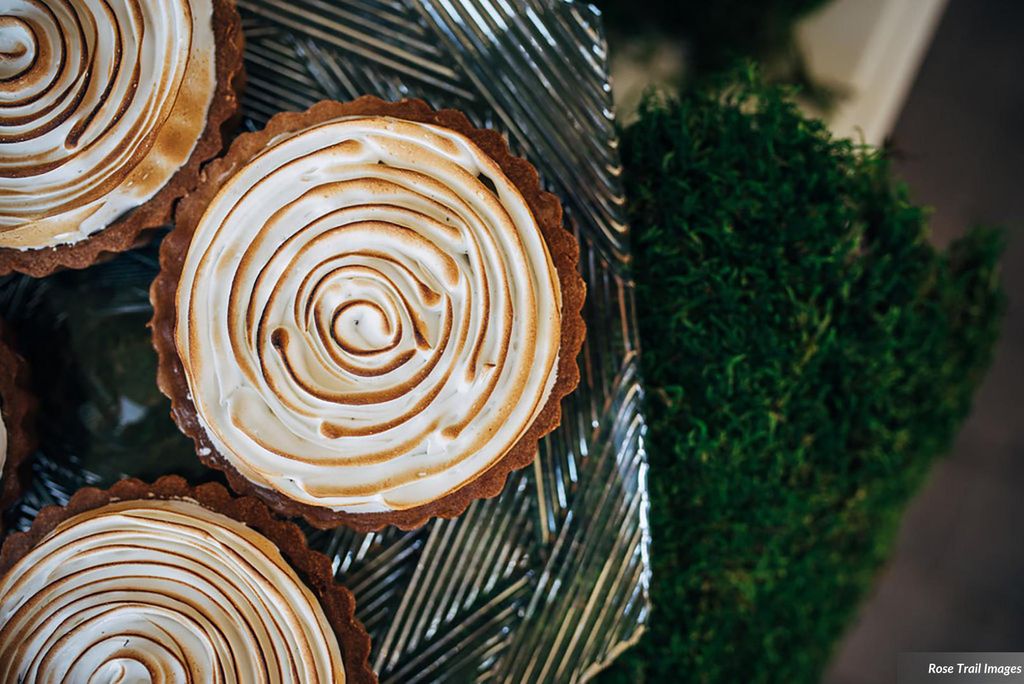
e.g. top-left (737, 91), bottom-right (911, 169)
top-left (0, 0), bottom-right (216, 250)
top-left (0, 499), bottom-right (346, 683)
top-left (177, 116), bottom-right (563, 514)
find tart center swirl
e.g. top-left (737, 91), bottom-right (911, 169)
top-left (0, 500), bottom-right (345, 683)
top-left (0, 0), bottom-right (216, 250)
top-left (177, 116), bottom-right (562, 513)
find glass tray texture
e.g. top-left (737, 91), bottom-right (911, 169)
top-left (0, 1), bottom-right (650, 682)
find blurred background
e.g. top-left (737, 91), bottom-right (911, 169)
top-left (606, 0), bottom-right (1022, 680)
top-left (824, 1), bottom-right (1024, 680)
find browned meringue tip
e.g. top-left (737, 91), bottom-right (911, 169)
top-left (0, 474), bottom-right (378, 684)
top-left (0, 319), bottom-right (36, 516)
top-left (150, 96), bottom-right (587, 532)
top-left (0, 0), bottom-right (245, 279)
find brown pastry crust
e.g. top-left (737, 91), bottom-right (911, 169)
top-left (0, 320), bottom-right (36, 512)
top-left (151, 97), bottom-right (587, 531)
top-left (0, 475), bottom-right (377, 684)
top-left (0, 0), bottom-right (246, 278)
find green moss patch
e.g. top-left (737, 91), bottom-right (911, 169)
top-left (602, 69), bottom-right (1005, 683)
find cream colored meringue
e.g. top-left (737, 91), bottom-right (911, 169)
top-left (176, 116), bottom-right (562, 513)
top-left (0, 0), bottom-right (216, 249)
top-left (0, 409), bottom-right (6, 474)
top-left (0, 499), bottom-right (346, 683)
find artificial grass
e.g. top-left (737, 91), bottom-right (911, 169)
top-left (600, 69), bottom-right (1005, 683)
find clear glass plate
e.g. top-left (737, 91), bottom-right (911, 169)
top-left (0, 1), bottom-right (650, 681)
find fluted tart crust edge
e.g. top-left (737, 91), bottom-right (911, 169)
top-left (0, 320), bottom-right (36, 514)
top-left (0, 475), bottom-right (377, 684)
top-left (150, 97), bottom-right (587, 531)
top-left (0, 0), bottom-right (246, 278)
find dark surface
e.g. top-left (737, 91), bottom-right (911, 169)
top-left (826, 0), bottom-right (1024, 681)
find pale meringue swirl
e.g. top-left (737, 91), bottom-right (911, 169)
top-left (177, 116), bottom-right (562, 513)
top-left (0, 0), bottom-right (216, 250)
top-left (0, 499), bottom-right (345, 682)
top-left (0, 409), bottom-right (6, 474)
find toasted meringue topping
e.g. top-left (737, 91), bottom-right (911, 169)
top-left (0, 409), bottom-right (6, 473)
top-left (0, 499), bottom-right (345, 683)
top-left (0, 0), bottom-right (216, 250)
top-left (176, 116), bottom-right (562, 513)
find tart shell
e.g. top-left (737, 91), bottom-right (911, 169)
top-left (0, 475), bottom-right (377, 684)
top-left (0, 0), bottom-right (246, 278)
top-left (0, 320), bottom-right (36, 513)
top-left (150, 97), bottom-right (587, 531)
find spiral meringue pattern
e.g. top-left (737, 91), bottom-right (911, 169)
top-left (177, 116), bottom-right (562, 514)
top-left (0, 0), bottom-right (216, 250)
top-left (0, 499), bottom-right (345, 682)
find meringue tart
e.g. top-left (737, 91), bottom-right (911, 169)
top-left (152, 98), bottom-right (586, 530)
top-left (0, 320), bottom-right (34, 513)
top-left (0, 0), bottom-right (244, 277)
top-left (0, 476), bottom-right (376, 683)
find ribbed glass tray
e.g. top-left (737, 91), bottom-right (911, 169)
top-left (0, 1), bottom-right (650, 681)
